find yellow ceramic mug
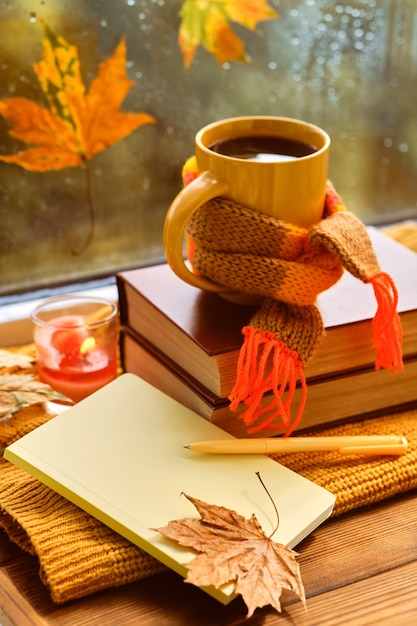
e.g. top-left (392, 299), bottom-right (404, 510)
top-left (163, 116), bottom-right (330, 295)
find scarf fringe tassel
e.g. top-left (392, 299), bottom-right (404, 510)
top-left (369, 272), bottom-right (403, 374)
top-left (228, 327), bottom-right (307, 437)
top-left (229, 272), bottom-right (403, 436)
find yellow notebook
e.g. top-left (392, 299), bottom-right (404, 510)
top-left (5, 373), bottom-right (335, 604)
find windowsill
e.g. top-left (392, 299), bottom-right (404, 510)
top-left (0, 282), bottom-right (119, 347)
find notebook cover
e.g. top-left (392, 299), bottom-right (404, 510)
top-left (5, 373), bottom-right (335, 604)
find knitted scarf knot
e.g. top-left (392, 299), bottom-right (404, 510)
top-left (182, 157), bottom-right (403, 436)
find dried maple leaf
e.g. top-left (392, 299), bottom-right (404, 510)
top-left (0, 373), bottom-right (69, 419)
top-left (0, 21), bottom-right (156, 171)
top-left (153, 490), bottom-right (306, 617)
top-left (0, 349), bottom-right (34, 370)
top-left (178, 0), bottom-right (280, 68)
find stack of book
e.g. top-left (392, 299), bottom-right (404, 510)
top-left (117, 228), bottom-right (417, 437)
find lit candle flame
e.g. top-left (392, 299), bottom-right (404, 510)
top-left (80, 336), bottom-right (96, 355)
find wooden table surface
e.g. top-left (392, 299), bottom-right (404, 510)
top-left (1, 489), bottom-right (416, 626)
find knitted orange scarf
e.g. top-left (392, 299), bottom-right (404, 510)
top-left (182, 157), bottom-right (403, 436)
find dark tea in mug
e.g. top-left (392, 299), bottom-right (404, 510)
top-left (209, 135), bottom-right (318, 163)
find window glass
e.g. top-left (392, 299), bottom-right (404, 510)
top-left (1, 0), bottom-right (416, 297)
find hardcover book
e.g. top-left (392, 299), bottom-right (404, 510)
top-left (117, 228), bottom-right (417, 399)
top-left (5, 374), bottom-right (335, 604)
top-left (120, 326), bottom-right (417, 437)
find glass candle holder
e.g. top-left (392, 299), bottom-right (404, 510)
top-left (32, 295), bottom-right (119, 403)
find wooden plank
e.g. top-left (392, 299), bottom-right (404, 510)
top-left (295, 491), bottom-right (417, 597)
top-left (278, 560), bottom-right (417, 625)
top-left (0, 568), bottom-right (48, 626)
top-left (0, 493), bottom-right (416, 625)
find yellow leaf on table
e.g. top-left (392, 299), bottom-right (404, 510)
top-left (0, 349), bottom-right (34, 370)
top-left (0, 373), bottom-right (69, 419)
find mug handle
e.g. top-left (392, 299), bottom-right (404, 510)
top-left (163, 170), bottom-right (228, 292)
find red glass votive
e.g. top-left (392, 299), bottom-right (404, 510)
top-left (31, 295), bottom-right (119, 403)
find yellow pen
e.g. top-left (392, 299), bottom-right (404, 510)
top-left (184, 435), bottom-right (408, 456)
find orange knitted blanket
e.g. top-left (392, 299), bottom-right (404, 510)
top-left (183, 158), bottom-right (403, 435)
top-left (1, 394), bottom-right (416, 604)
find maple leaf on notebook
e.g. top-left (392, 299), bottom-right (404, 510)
top-left (178, 0), bottom-right (280, 68)
top-left (153, 490), bottom-right (306, 617)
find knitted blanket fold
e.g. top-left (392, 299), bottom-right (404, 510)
top-left (0, 455), bottom-right (166, 603)
top-left (183, 157), bottom-right (403, 435)
top-left (1, 403), bottom-right (416, 604)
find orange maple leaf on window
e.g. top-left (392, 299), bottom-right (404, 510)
top-left (178, 0), bottom-right (280, 68)
top-left (0, 21), bottom-right (156, 172)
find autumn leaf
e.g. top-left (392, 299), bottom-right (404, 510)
top-left (178, 0), bottom-right (280, 68)
top-left (0, 21), bottom-right (156, 171)
top-left (0, 349), bottom-right (34, 370)
top-left (153, 491), bottom-right (306, 617)
top-left (0, 373), bottom-right (70, 419)
top-left (0, 22), bottom-right (156, 253)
